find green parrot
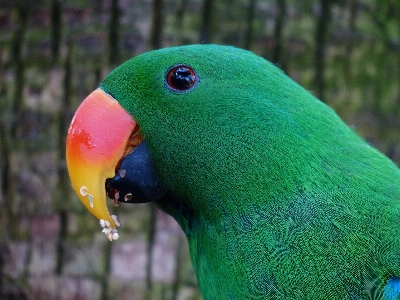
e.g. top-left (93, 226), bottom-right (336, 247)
top-left (66, 44), bottom-right (400, 299)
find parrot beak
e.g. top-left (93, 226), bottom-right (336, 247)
top-left (66, 89), bottom-right (138, 228)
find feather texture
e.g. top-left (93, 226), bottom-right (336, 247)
top-left (100, 45), bottom-right (400, 299)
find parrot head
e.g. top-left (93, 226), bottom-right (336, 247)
top-left (66, 45), bottom-right (400, 298)
top-left (66, 44), bottom-right (373, 230)
top-left (67, 44), bottom-right (345, 231)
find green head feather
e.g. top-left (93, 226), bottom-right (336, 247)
top-left (101, 45), bottom-right (400, 299)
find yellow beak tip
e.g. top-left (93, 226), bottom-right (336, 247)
top-left (66, 89), bottom-right (136, 228)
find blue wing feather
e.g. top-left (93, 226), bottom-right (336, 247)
top-left (384, 277), bottom-right (400, 300)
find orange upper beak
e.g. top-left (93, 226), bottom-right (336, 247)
top-left (66, 89), bottom-right (136, 228)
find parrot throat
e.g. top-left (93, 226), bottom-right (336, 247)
top-left (155, 192), bottom-right (196, 236)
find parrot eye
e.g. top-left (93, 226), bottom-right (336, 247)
top-left (166, 65), bottom-right (197, 92)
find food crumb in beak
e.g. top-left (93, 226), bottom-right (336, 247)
top-left (80, 186), bottom-right (94, 208)
top-left (100, 217), bottom-right (120, 241)
top-left (100, 219), bottom-right (109, 228)
top-left (112, 230), bottom-right (119, 241)
top-left (111, 214), bottom-right (121, 227)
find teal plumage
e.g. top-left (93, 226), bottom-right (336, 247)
top-left (100, 45), bottom-right (400, 299)
top-left (385, 278), bottom-right (400, 299)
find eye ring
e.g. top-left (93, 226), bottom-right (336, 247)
top-left (166, 65), bottom-right (198, 92)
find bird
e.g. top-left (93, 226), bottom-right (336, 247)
top-left (66, 44), bottom-right (400, 299)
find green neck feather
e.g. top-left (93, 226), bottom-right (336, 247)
top-left (101, 45), bottom-right (400, 299)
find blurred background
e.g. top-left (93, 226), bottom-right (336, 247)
top-left (0, 0), bottom-right (399, 299)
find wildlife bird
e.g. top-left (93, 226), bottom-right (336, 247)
top-left (66, 45), bottom-right (400, 299)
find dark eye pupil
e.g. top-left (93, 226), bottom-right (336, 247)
top-left (172, 68), bottom-right (194, 88)
top-left (167, 65), bottom-right (196, 91)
